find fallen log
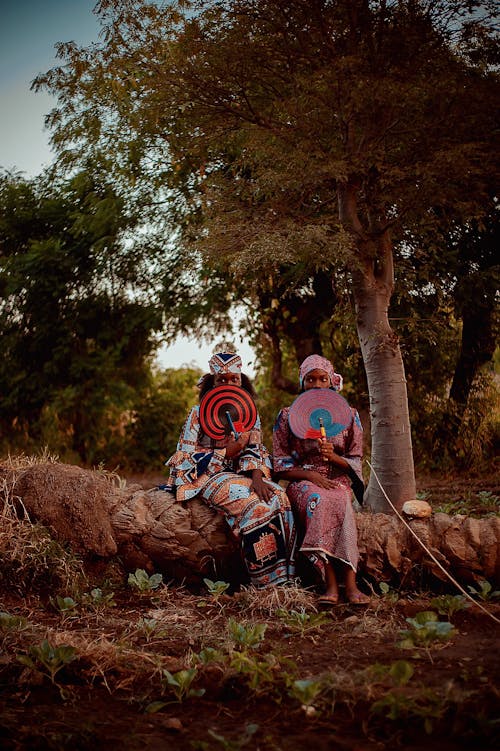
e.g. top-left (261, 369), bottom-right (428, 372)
top-left (1, 462), bottom-right (499, 589)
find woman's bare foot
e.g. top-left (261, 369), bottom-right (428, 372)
top-left (344, 568), bottom-right (370, 605)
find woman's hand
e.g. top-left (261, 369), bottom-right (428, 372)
top-left (318, 439), bottom-right (336, 462)
top-left (250, 470), bottom-right (274, 502)
top-left (318, 439), bottom-right (349, 471)
top-left (224, 431), bottom-right (251, 458)
top-left (303, 470), bottom-right (340, 489)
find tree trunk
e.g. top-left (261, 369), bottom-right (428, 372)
top-left (1, 462), bottom-right (498, 589)
top-left (338, 182), bottom-right (416, 513)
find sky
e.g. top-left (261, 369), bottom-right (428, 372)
top-left (0, 0), bottom-right (256, 375)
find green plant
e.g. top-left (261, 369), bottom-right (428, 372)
top-left (475, 490), bottom-right (500, 507)
top-left (50, 595), bottom-right (78, 617)
top-left (0, 611), bottom-right (29, 632)
top-left (228, 618), bottom-right (267, 650)
top-left (378, 582), bottom-right (399, 604)
top-left (192, 647), bottom-right (226, 666)
top-left (85, 587), bottom-right (116, 607)
top-left (127, 568), bottom-right (163, 592)
top-left (161, 667), bottom-right (205, 702)
top-left (208, 724), bottom-right (259, 750)
top-left (398, 611), bottom-right (456, 649)
top-left (371, 686), bottom-right (446, 733)
top-left (230, 651), bottom-right (280, 692)
top-left (367, 660), bottom-right (415, 686)
top-left (430, 594), bottom-right (470, 618)
top-left (416, 491), bottom-right (430, 501)
top-left (137, 617), bottom-right (168, 642)
top-left (288, 678), bottom-right (324, 714)
top-left (203, 578), bottom-right (230, 600)
top-left (467, 580), bottom-right (500, 601)
top-left (277, 607), bottom-right (329, 637)
top-left (17, 639), bottom-right (77, 686)
top-left (434, 491), bottom-right (500, 519)
top-left (192, 724), bottom-right (259, 751)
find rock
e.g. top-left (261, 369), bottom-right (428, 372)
top-left (402, 500), bottom-right (432, 518)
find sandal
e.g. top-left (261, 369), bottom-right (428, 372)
top-left (318, 594), bottom-right (339, 607)
top-left (346, 592), bottom-right (370, 606)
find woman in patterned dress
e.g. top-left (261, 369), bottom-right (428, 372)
top-left (166, 351), bottom-right (296, 589)
top-left (272, 354), bottom-right (369, 606)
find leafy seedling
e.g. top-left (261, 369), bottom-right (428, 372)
top-left (128, 568), bottom-right (163, 592)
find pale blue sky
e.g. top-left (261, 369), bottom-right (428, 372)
top-left (0, 0), bottom-right (256, 374)
top-left (0, 1), bottom-right (100, 175)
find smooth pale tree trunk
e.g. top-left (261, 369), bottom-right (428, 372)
top-left (338, 183), bottom-right (416, 513)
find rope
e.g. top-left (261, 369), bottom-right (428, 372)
top-left (366, 460), bottom-right (500, 626)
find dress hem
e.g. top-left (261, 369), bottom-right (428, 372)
top-left (299, 546), bottom-right (357, 572)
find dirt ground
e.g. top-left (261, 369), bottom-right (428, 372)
top-left (1, 472), bottom-right (499, 751)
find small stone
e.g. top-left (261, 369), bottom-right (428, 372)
top-left (402, 500), bottom-right (432, 518)
top-left (158, 717), bottom-right (183, 730)
top-left (343, 615), bottom-right (360, 626)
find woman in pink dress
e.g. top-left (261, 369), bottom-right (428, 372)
top-left (273, 355), bottom-right (369, 606)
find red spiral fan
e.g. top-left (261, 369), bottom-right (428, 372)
top-left (288, 389), bottom-right (353, 439)
top-left (199, 385), bottom-right (258, 440)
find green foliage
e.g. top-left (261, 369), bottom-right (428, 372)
top-left (387, 660), bottom-right (415, 687)
top-left (83, 587), bottom-right (117, 610)
top-left (136, 618), bottom-right (164, 642)
top-left (192, 647), bottom-right (226, 666)
top-left (371, 687), bottom-right (447, 734)
top-left (203, 578), bottom-right (230, 599)
top-left (227, 618), bottom-right (267, 650)
top-left (288, 678), bottom-right (324, 708)
top-left (434, 491), bottom-right (500, 518)
top-left (193, 724), bottom-right (259, 751)
top-left (161, 667), bottom-right (205, 702)
top-left (1, 0), bottom-right (497, 476)
top-left (17, 639), bottom-right (77, 686)
top-left (467, 581), bottom-right (500, 601)
top-left (0, 611), bottom-right (29, 633)
top-left (398, 611), bottom-right (456, 649)
top-left (430, 595), bottom-right (470, 619)
top-left (122, 366), bottom-right (201, 469)
top-left (378, 582), bottom-right (400, 604)
top-left (127, 568), bottom-right (163, 592)
top-left (276, 607), bottom-right (329, 637)
top-left (50, 596), bottom-right (78, 617)
top-left (229, 651), bottom-right (280, 692)
top-left (0, 169), bottom-right (163, 465)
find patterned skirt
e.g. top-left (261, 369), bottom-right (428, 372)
top-left (200, 473), bottom-right (296, 589)
top-left (286, 479), bottom-right (359, 585)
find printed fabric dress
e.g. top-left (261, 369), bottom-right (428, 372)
top-left (272, 404), bottom-right (363, 586)
top-left (167, 406), bottom-right (296, 589)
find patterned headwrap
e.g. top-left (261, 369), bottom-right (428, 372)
top-left (299, 354), bottom-right (343, 391)
top-left (209, 352), bottom-right (242, 375)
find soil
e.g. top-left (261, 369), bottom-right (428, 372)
top-left (1, 472), bottom-right (499, 751)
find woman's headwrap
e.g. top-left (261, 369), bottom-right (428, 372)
top-left (299, 354), bottom-right (343, 391)
top-left (209, 352), bottom-right (242, 375)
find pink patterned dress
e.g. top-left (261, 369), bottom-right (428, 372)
top-left (272, 404), bottom-right (363, 586)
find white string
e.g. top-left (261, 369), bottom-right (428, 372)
top-left (367, 460), bottom-right (500, 625)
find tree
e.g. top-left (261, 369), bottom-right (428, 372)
top-left (123, 366), bottom-right (202, 470)
top-left (34, 1), bottom-right (499, 510)
top-left (0, 169), bottom-right (162, 463)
